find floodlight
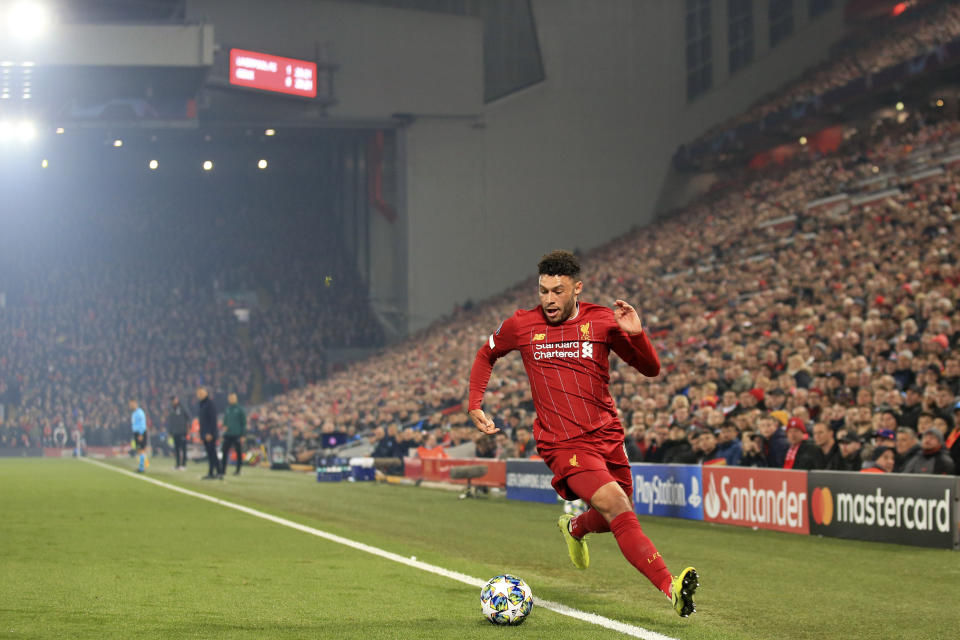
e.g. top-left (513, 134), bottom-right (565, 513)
top-left (54, 127), bottom-right (63, 134)
top-left (149, 159), bottom-right (158, 170)
top-left (202, 160), bottom-right (213, 171)
top-left (895, 101), bottom-right (904, 111)
top-left (264, 128), bottom-right (275, 136)
top-left (7, 2), bottom-right (51, 41)
top-left (257, 159), bottom-right (268, 169)
top-left (936, 99), bottom-right (944, 108)
top-left (799, 136), bottom-right (808, 146)
top-left (40, 158), bottom-right (47, 168)
top-left (113, 139), bottom-right (122, 147)
top-left (17, 120), bottom-right (35, 141)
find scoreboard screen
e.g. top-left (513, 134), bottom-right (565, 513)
top-left (229, 48), bottom-right (317, 98)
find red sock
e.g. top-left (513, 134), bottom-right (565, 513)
top-left (609, 512), bottom-right (673, 597)
top-left (569, 508), bottom-right (610, 539)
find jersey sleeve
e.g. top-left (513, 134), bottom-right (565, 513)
top-left (609, 318), bottom-right (660, 377)
top-left (468, 313), bottom-right (520, 410)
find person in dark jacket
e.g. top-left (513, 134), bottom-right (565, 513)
top-left (757, 414), bottom-right (789, 468)
top-left (166, 395), bottom-right (191, 471)
top-left (812, 422), bottom-right (842, 470)
top-left (661, 424), bottom-right (696, 464)
top-left (221, 393), bottom-right (246, 476)
top-left (783, 418), bottom-right (819, 471)
top-left (715, 421), bottom-right (743, 466)
top-left (197, 387), bottom-right (219, 479)
top-left (902, 428), bottom-right (956, 475)
top-left (837, 431), bottom-right (863, 472)
top-left (738, 431), bottom-right (767, 467)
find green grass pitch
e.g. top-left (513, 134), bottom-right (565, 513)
top-left (0, 458), bottom-right (957, 639)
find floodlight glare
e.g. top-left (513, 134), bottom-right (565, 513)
top-left (0, 121), bottom-right (13, 141)
top-left (149, 159), bottom-right (158, 170)
top-left (895, 101), bottom-right (905, 111)
top-left (799, 136), bottom-right (808, 146)
top-left (113, 139), bottom-right (123, 147)
top-left (17, 120), bottom-right (35, 141)
top-left (7, 2), bottom-right (51, 41)
top-left (264, 128), bottom-right (275, 136)
top-left (202, 160), bottom-right (213, 171)
top-left (55, 126), bottom-right (63, 134)
top-left (257, 158), bottom-right (268, 169)
top-left (40, 158), bottom-right (47, 168)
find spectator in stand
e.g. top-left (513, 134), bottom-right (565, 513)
top-left (660, 424), bottom-right (696, 464)
top-left (514, 427), bottom-right (536, 459)
top-left (899, 386), bottom-right (923, 429)
top-left (739, 430), bottom-right (767, 467)
top-left (902, 428), bottom-right (956, 475)
top-left (894, 427), bottom-right (921, 473)
top-left (372, 424), bottom-right (400, 459)
top-left (783, 418), bottom-right (819, 471)
top-left (757, 414), bottom-right (789, 468)
top-left (416, 433), bottom-right (448, 459)
top-left (837, 431), bottom-right (863, 472)
top-left (715, 421), bottom-right (742, 466)
top-left (812, 422), bottom-right (842, 470)
top-left (694, 429), bottom-right (725, 466)
top-left (861, 445), bottom-right (897, 474)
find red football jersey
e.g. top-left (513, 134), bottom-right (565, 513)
top-left (469, 302), bottom-right (660, 443)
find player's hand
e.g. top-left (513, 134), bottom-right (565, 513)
top-left (613, 299), bottom-right (644, 335)
top-left (468, 409), bottom-right (499, 434)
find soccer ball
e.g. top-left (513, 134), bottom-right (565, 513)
top-left (480, 574), bottom-right (533, 625)
top-left (559, 496), bottom-right (587, 517)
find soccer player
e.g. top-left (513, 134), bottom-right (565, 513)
top-left (468, 250), bottom-right (699, 617)
top-left (129, 400), bottom-right (148, 473)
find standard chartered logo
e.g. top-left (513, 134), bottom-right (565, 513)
top-left (533, 341), bottom-right (594, 360)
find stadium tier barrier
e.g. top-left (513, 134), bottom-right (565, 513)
top-left (505, 460), bottom-right (960, 551)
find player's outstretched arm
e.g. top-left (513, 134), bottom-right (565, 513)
top-left (610, 300), bottom-right (660, 377)
top-left (469, 409), bottom-right (499, 434)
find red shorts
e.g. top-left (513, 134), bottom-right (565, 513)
top-left (536, 421), bottom-right (632, 503)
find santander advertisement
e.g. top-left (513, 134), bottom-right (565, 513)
top-left (702, 467), bottom-right (810, 535)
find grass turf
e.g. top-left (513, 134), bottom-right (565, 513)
top-left (1, 458), bottom-right (957, 639)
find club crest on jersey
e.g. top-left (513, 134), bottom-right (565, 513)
top-left (569, 454), bottom-right (579, 468)
top-left (579, 322), bottom-right (591, 340)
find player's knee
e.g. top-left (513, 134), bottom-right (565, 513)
top-left (589, 481), bottom-right (633, 522)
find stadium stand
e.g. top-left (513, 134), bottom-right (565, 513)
top-left (678, 1), bottom-right (960, 169)
top-left (253, 101), bottom-right (960, 474)
top-left (0, 176), bottom-right (383, 449)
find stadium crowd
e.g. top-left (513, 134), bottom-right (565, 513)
top-left (693, 1), bottom-right (960, 152)
top-left (0, 177), bottom-right (382, 449)
top-left (249, 105), bottom-right (960, 476)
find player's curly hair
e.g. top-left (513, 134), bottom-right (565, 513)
top-left (538, 250), bottom-right (581, 279)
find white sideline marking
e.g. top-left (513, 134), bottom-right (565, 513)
top-left (80, 458), bottom-right (679, 640)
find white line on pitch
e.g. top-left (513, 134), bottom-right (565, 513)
top-left (80, 458), bottom-right (679, 640)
